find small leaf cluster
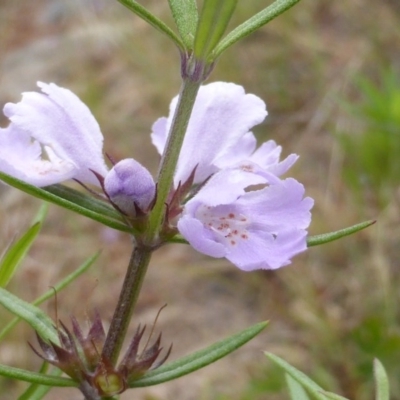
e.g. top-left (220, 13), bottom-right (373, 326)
top-left (116, 0), bottom-right (301, 80)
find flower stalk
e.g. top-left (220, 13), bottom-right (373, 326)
top-left (145, 77), bottom-right (202, 244)
top-left (101, 246), bottom-right (153, 366)
top-left (102, 76), bottom-right (203, 370)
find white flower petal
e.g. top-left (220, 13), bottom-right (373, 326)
top-left (151, 82), bottom-right (267, 186)
top-left (0, 127), bottom-right (76, 186)
top-left (3, 82), bottom-right (108, 185)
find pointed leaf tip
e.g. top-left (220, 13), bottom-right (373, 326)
top-left (0, 287), bottom-right (58, 344)
top-left (131, 321), bottom-right (268, 387)
top-left (213, 0), bottom-right (301, 58)
top-left (374, 358), bottom-right (389, 400)
top-left (117, 0), bottom-right (184, 50)
top-left (307, 220), bottom-right (375, 247)
top-left (0, 213), bottom-right (44, 288)
top-left (266, 352), bottom-right (326, 400)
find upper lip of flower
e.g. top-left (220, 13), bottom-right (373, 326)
top-left (1, 82), bottom-right (108, 187)
top-left (151, 81), bottom-right (268, 187)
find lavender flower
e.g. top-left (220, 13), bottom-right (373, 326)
top-left (1, 81), bottom-right (313, 269)
top-left (0, 82), bottom-right (108, 186)
top-left (151, 82), bottom-right (297, 186)
top-left (177, 170), bottom-right (314, 271)
top-left (152, 81), bottom-right (313, 269)
top-left (0, 82), bottom-right (155, 213)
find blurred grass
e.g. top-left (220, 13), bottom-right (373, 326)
top-left (338, 67), bottom-right (400, 209)
top-left (0, 0), bottom-right (400, 399)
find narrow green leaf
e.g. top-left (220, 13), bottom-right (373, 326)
top-left (286, 373), bottom-right (311, 400)
top-left (374, 359), bottom-right (390, 400)
top-left (213, 0), bottom-right (300, 58)
top-left (319, 391), bottom-right (349, 400)
top-left (167, 218), bottom-right (375, 249)
top-left (266, 352), bottom-right (326, 400)
top-left (194, 0), bottom-right (238, 60)
top-left (45, 184), bottom-right (121, 220)
top-left (18, 363), bottom-right (63, 400)
top-left (169, 235), bottom-right (189, 245)
top-left (0, 287), bottom-right (58, 343)
top-left (116, 0), bottom-right (184, 51)
top-left (131, 321), bottom-right (268, 387)
top-left (168, 0), bottom-right (198, 49)
top-left (0, 252), bottom-right (100, 341)
top-left (0, 223), bottom-right (41, 288)
top-left (0, 204), bottom-right (48, 288)
top-left (0, 172), bottom-right (131, 233)
top-left (307, 220), bottom-right (375, 247)
top-left (32, 203), bottom-right (49, 225)
top-left (169, 221), bottom-right (375, 248)
top-left (0, 363), bottom-right (75, 387)
top-left (18, 361), bottom-right (49, 400)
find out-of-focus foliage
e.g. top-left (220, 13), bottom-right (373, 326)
top-left (338, 68), bottom-right (400, 207)
top-left (0, 205), bottom-right (47, 287)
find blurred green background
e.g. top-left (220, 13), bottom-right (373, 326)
top-left (0, 0), bottom-right (400, 399)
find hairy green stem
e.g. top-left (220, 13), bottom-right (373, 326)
top-left (101, 246), bottom-right (152, 365)
top-left (145, 78), bottom-right (202, 243)
top-left (102, 77), bottom-right (202, 369)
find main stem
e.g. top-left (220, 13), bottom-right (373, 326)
top-left (145, 77), bottom-right (202, 242)
top-left (101, 77), bottom-right (202, 366)
top-left (101, 246), bottom-right (152, 365)
top-left (80, 382), bottom-right (102, 400)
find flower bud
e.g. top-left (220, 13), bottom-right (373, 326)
top-left (30, 312), bottom-right (170, 398)
top-left (104, 158), bottom-right (155, 216)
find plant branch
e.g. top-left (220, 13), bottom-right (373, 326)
top-left (101, 246), bottom-right (152, 365)
top-left (145, 78), bottom-right (201, 243)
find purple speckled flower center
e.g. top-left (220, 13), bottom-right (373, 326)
top-left (196, 204), bottom-right (250, 248)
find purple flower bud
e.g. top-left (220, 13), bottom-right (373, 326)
top-left (104, 158), bottom-right (155, 216)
